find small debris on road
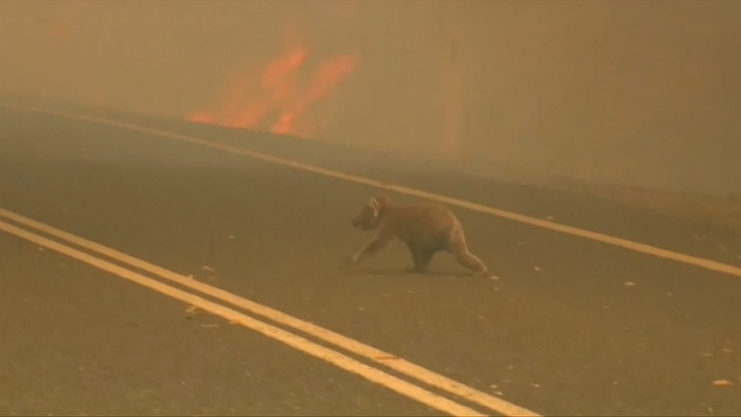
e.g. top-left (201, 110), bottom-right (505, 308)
top-left (201, 265), bottom-right (215, 272)
top-left (712, 380), bottom-right (734, 387)
top-left (185, 305), bottom-right (198, 319)
top-left (624, 281), bottom-right (636, 287)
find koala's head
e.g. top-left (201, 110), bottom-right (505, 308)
top-left (351, 195), bottom-right (391, 231)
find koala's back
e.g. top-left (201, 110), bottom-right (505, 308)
top-left (381, 202), bottom-right (459, 248)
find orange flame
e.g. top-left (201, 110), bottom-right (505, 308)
top-left (189, 27), bottom-right (358, 139)
top-left (271, 54), bottom-right (358, 135)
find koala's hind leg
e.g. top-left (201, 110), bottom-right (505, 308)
top-left (405, 243), bottom-right (438, 274)
top-left (448, 238), bottom-right (489, 276)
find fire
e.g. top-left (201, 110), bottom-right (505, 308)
top-left (271, 54), bottom-right (358, 135)
top-left (189, 28), bottom-right (358, 139)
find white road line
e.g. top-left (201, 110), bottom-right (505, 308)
top-left (0, 207), bottom-right (540, 417)
top-left (0, 219), bottom-right (487, 417)
top-left (2, 102), bottom-right (741, 281)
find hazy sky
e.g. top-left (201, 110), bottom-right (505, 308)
top-left (1, 0), bottom-right (739, 194)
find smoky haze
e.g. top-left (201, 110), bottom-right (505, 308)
top-left (1, 0), bottom-right (739, 195)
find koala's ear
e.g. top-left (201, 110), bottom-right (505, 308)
top-left (373, 194), bottom-right (391, 206)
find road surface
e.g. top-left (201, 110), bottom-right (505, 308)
top-left (1, 102), bottom-right (740, 416)
top-left (0, 231), bottom-right (441, 416)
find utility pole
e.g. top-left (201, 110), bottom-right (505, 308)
top-left (443, 25), bottom-right (462, 161)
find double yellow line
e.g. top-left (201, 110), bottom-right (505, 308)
top-left (0, 207), bottom-right (541, 417)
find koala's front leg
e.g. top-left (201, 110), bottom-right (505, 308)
top-left (345, 235), bottom-right (389, 266)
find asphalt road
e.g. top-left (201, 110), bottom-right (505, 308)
top-left (0, 231), bottom-right (441, 416)
top-left (1, 102), bottom-right (741, 416)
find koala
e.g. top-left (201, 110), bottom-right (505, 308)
top-left (345, 194), bottom-right (489, 276)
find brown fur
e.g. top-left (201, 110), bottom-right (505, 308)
top-left (346, 194), bottom-right (489, 276)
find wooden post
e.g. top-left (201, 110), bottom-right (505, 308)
top-left (443, 28), bottom-right (461, 160)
